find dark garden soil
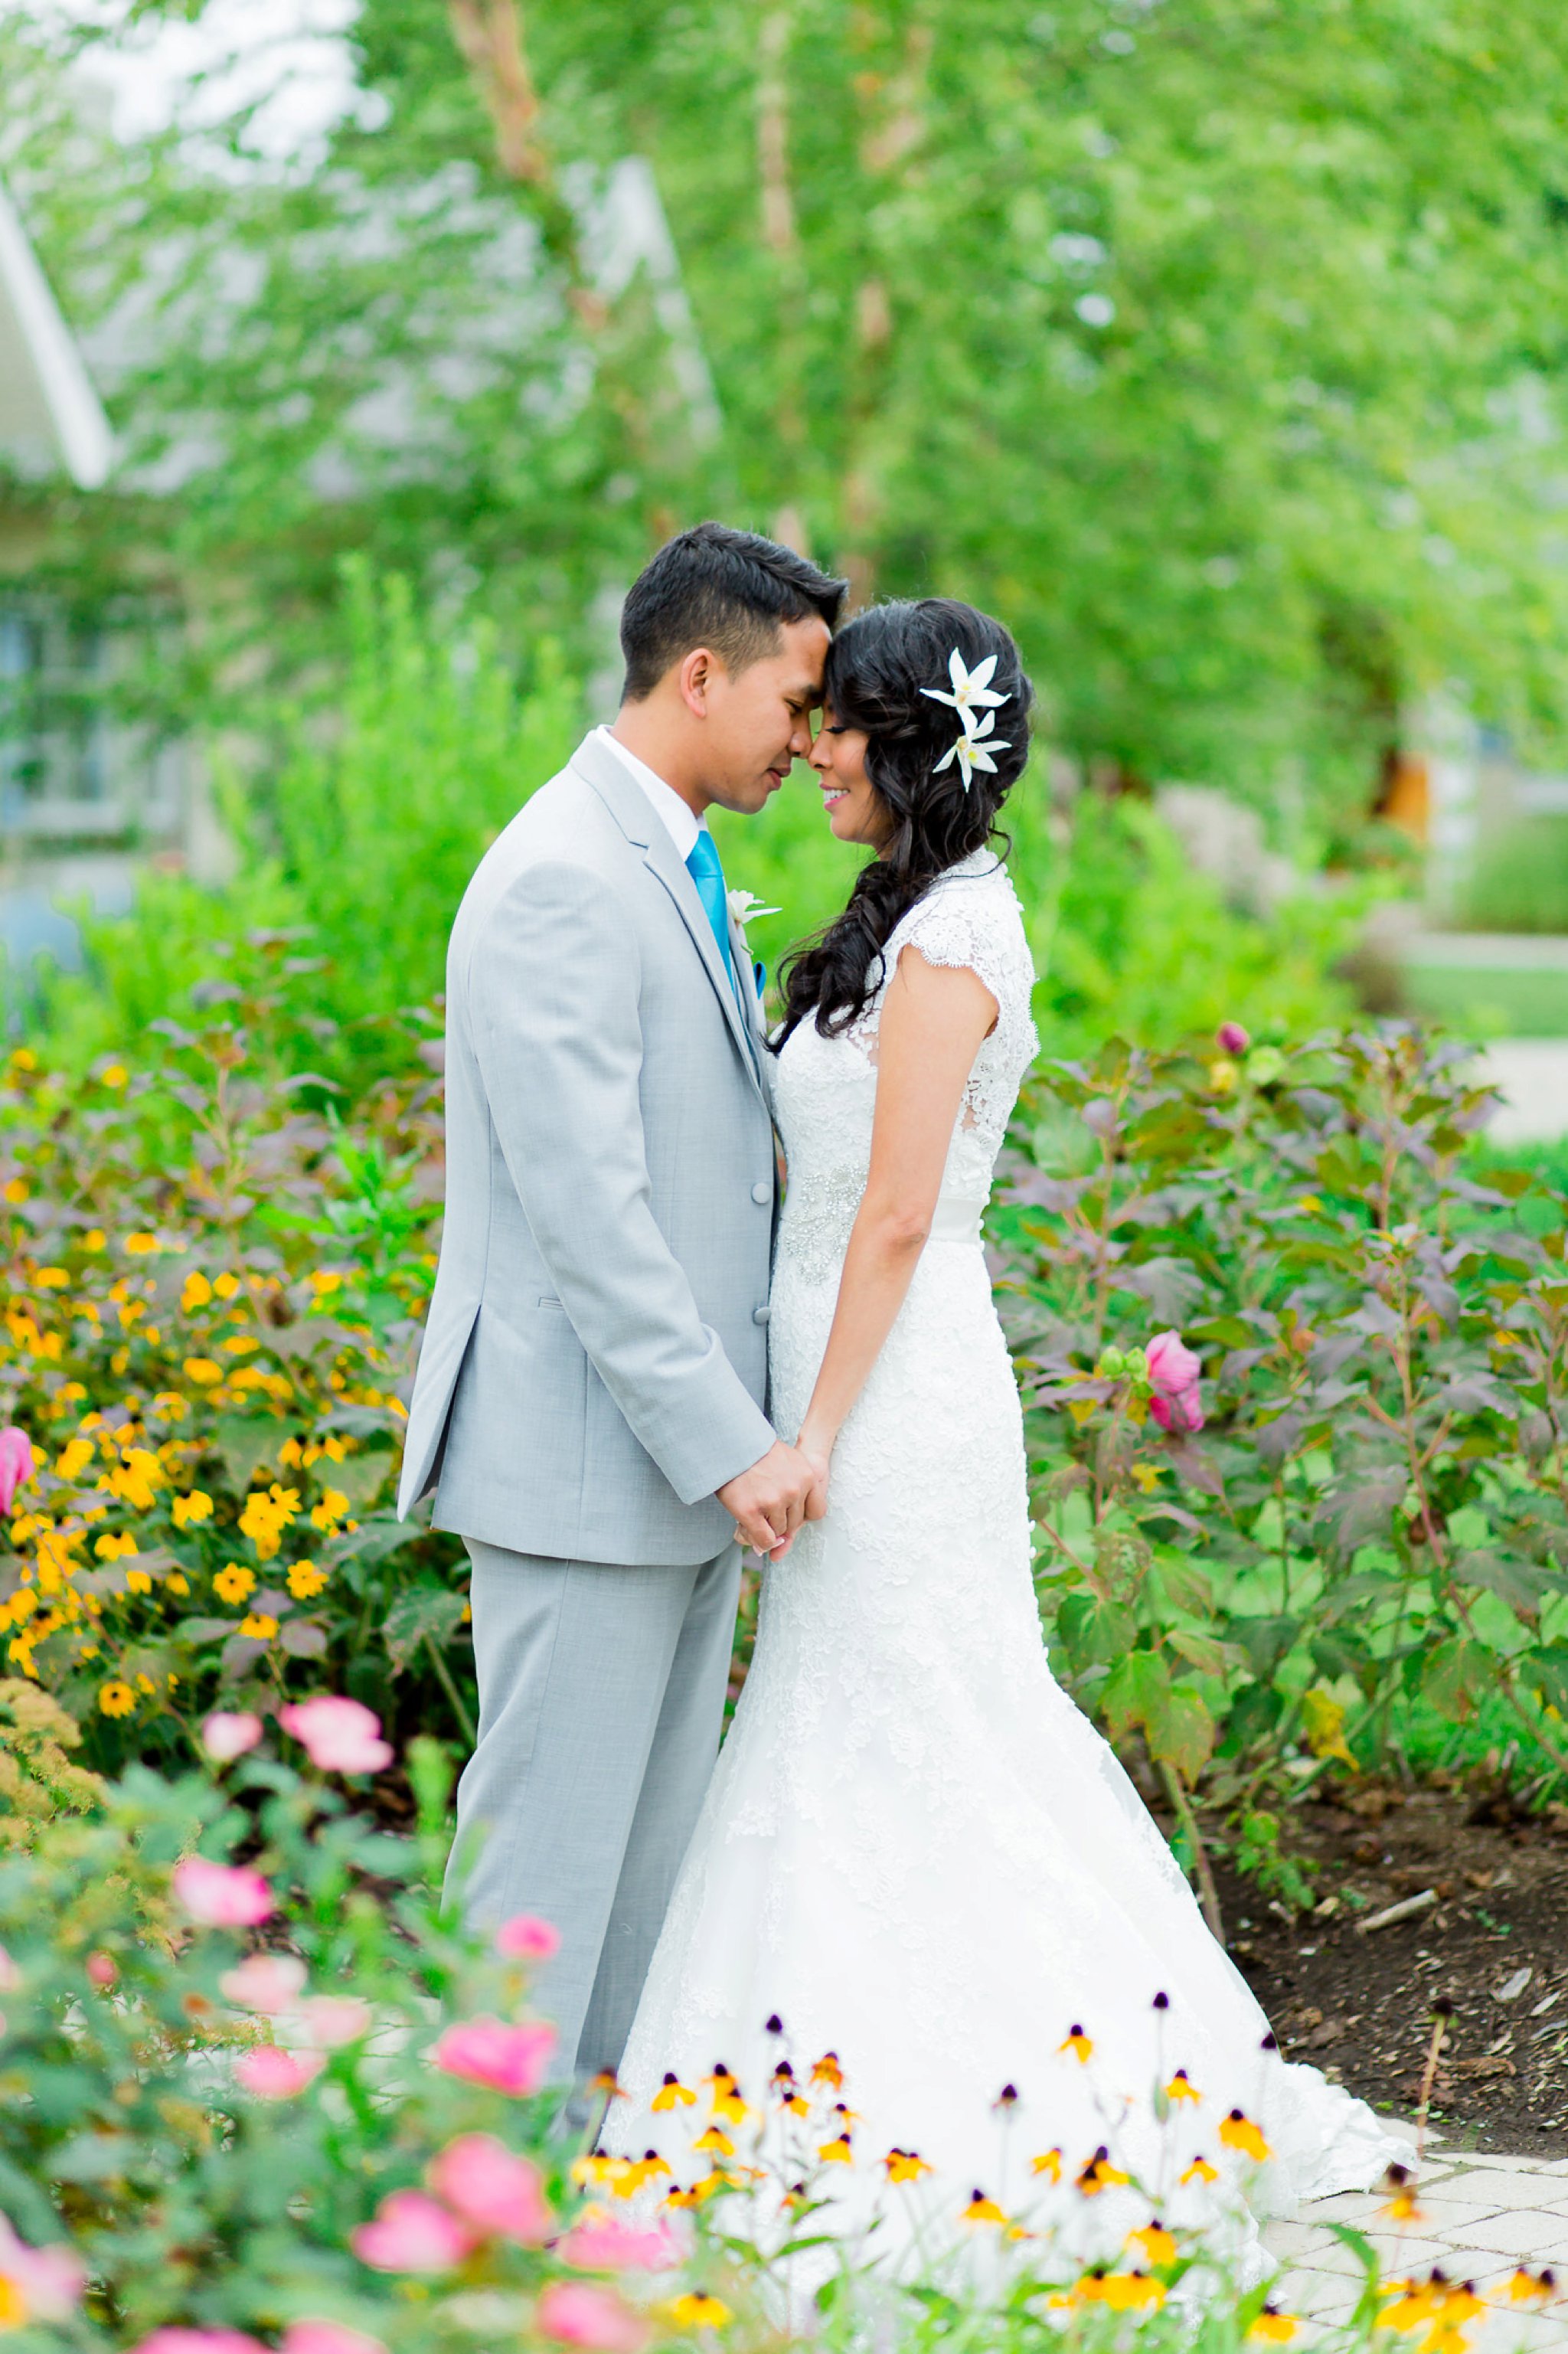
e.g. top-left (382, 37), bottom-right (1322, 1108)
top-left (1207, 1777), bottom-right (1568, 2157)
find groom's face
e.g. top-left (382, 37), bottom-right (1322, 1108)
top-left (701, 614), bottom-right (831, 815)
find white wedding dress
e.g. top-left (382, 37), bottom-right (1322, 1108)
top-left (612, 848), bottom-right (1404, 2268)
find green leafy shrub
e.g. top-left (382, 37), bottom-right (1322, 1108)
top-left (0, 946), bottom-right (465, 1771)
top-left (996, 1025), bottom-right (1568, 1875)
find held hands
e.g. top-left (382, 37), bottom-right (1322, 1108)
top-left (717, 1438), bottom-right (825, 1561)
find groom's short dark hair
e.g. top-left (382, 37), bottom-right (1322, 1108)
top-left (619, 521), bottom-right (848, 701)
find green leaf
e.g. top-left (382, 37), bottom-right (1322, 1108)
top-left (1057, 1592), bottom-right (1136, 1672)
top-left (211, 1412), bottom-right (282, 1494)
top-left (1420, 1635), bottom-right (1497, 1723)
top-left (1454, 1550), bottom-right (1564, 1628)
top-left (1146, 1680), bottom-right (1216, 1780)
top-left (383, 1580), bottom-right (469, 1673)
top-left (1099, 1647), bottom-right (1172, 1745)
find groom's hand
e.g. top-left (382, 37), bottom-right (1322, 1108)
top-left (717, 1441), bottom-right (815, 1558)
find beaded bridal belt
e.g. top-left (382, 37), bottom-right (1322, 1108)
top-left (777, 1173), bottom-right (985, 1285)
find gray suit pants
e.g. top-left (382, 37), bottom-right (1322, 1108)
top-left (447, 1536), bottom-right (741, 2085)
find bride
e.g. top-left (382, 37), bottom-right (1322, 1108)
top-left (609, 596), bottom-right (1404, 2263)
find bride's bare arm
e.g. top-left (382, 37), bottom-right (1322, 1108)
top-left (795, 945), bottom-right (997, 1499)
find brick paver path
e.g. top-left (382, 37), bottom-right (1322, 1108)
top-left (1265, 2146), bottom-right (1568, 2346)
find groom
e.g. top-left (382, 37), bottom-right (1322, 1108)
top-left (398, 521), bottom-right (848, 2088)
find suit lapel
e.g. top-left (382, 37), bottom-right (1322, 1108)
top-left (572, 735), bottom-right (766, 1103)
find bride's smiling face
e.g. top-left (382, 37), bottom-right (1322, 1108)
top-left (808, 706), bottom-right (896, 851)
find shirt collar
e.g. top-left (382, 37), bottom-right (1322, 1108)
top-left (593, 724), bottom-right (704, 864)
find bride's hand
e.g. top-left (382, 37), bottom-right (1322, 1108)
top-left (797, 1426), bottom-right (834, 1528)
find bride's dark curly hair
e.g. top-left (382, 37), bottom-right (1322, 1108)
top-left (775, 597), bottom-right (1032, 1045)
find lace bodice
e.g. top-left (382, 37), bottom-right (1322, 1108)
top-left (772, 849), bottom-right (1038, 1283)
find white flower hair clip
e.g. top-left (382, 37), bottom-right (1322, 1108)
top-left (922, 648), bottom-right (1011, 791)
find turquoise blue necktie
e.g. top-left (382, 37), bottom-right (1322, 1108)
top-left (684, 829), bottom-right (733, 982)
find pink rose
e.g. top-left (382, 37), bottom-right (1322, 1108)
top-left (1217, 1020), bottom-right (1250, 1056)
top-left (202, 1711), bottom-right (264, 1764)
top-left (534, 2283), bottom-right (651, 2352)
top-left (1149, 1387), bottom-right (1205, 1435)
top-left (291, 1996), bottom-right (373, 2051)
top-left (0, 1427), bottom-right (35, 1516)
top-left (426, 2133), bottom-right (552, 2244)
top-left (495, 1914), bottom-right (561, 1962)
top-left (220, 1953), bottom-right (308, 2014)
top-left (1145, 1329), bottom-right (1204, 1434)
top-left (557, 2213), bottom-right (681, 2274)
top-left (351, 2189), bottom-right (476, 2274)
top-left (172, 1857), bottom-right (274, 1927)
top-left (0, 1945), bottom-right (21, 1992)
top-left (86, 1953), bottom-right (117, 1988)
top-left (282, 2325), bottom-right (389, 2354)
top-left (234, 2045), bottom-right (326, 2100)
top-left (0, 2214), bottom-right (87, 2321)
top-left (136, 2334), bottom-right (266, 2354)
top-left (278, 1696), bottom-right (394, 1777)
top-left (430, 2015), bottom-right (555, 2097)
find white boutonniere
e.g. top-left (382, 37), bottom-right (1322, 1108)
top-left (727, 888), bottom-right (781, 933)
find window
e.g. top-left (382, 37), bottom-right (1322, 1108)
top-left (0, 593), bottom-right (183, 839)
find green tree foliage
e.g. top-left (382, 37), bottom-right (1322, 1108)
top-left (10, 1), bottom-right (1568, 816)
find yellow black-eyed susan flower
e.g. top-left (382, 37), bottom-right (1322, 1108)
top-left (1076, 2146), bottom-right (1130, 2195)
top-left (1179, 2155), bottom-right (1218, 2186)
top-left (1031, 2149), bottom-right (1063, 2182)
top-left (692, 2125), bottom-right (734, 2157)
top-left (589, 2070), bottom-right (626, 2099)
top-left (1076, 2271), bottom-right (1165, 2312)
top-left (97, 1680), bottom-right (135, 1718)
top-left (811, 2052), bottom-right (843, 2089)
top-left (962, 2191), bottom-right (1008, 2226)
top-left (817, 2133), bottom-right (853, 2166)
top-left (1128, 2222), bottom-right (1178, 2267)
top-left (1218, 2109), bottom-right (1270, 2162)
top-left (665, 2294), bottom-right (730, 2329)
top-left (1505, 2269), bottom-right (1554, 2306)
top-left (1059, 2025), bottom-right (1093, 2063)
top-left (882, 2149), bottom-right (932, 2184)
top-left (652, 2072), bottom-right (696, 2111)
top-left (1165, 2068), bottom-right (1200, 2103)
top-left (1248, 2308), bottom-right (1299, 2343)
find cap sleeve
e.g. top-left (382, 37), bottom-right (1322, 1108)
top-left (884, 874), bottom-right (1020, 1016)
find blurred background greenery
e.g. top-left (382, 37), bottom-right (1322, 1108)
top-left (6, 0), bottom-right (1568, 1075)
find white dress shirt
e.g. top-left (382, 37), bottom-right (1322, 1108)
top-left (593, 725), bottom-right (705, 864)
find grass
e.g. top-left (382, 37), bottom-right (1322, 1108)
top-left (1401, 965), bottom-right (1568, 1038)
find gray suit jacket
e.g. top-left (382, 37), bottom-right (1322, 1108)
top-left (397, 731), bottom-right (779, 1564)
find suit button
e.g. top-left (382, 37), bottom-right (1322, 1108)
top-left (752, 1304), bottom-right (771, 1326)
top-left (751, 1181), bottom-right (770, 1205)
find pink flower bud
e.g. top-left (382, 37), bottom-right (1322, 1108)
top-left (0, 2216), bottom-right (87, 2321)
top-left (172, 1857), bottom-right (274, 1927)
top-left (278, 1695), bottom-right (394, 1777)
top-left (557, 2214), bottom-right (681, 2273)
top-left (234, 2045), bottom-right (326, 2100)
top-left (0, 1945), bottom-right (21, 1993)
top-left (201, 1711), bottom-right (264, 1763)
top-left (0, 1426), bottom-right (36, 1515)
top-left (429, 2014), bottom-right (556, 2097)
top-left (534, 2283), bottom-right (651, 2352)
top-left (426, 2133), bottom-right (553, 2244)
top-left (1145, 1329), bottom-right (1201, 1397)
top-left (85, 1953), bottom-right (118, 1988)
top-left (292, 1995), bottom-right (373, 2051)
top-left (1217, 1020), bottom-right (1250, 1056)
top-left (220, 1953), bottom-right (308, 2014)
top-left (495, 1914), bottom-right (561, 1962)
top-left (351, 2189), bottom-right (476, 2274)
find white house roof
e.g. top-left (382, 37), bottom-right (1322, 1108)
top-left (0, 174), bottom-right (115, 490)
